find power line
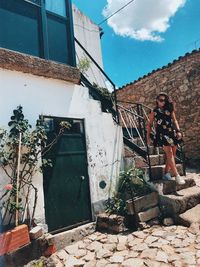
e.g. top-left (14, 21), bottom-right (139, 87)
top-left (98, 0), bottom-right (135, 26)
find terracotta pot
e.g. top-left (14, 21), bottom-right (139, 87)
top-left (0, 224), bottom-right (30, 256)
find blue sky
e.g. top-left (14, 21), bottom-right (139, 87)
top-left (72, 0), bottom-right (200, 88)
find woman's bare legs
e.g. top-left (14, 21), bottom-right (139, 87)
top-left (164, 145), bottom-right (177, 174)
top-left (163, 145), bottom-right (179, 177)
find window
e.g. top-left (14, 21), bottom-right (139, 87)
top-left (0, 0), bottom-right (40, 57)
top-left (45, 0), bottom-right (66, 17)
top-left (46, 14), bottom-right (69, 63)
top-left (0, 0), bottom-right (75, 66)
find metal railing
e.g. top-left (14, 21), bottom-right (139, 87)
top-left (118, 101), bottom-right (186, 177)
top-left (117, 103), bottom-right (152, 180)
top-left (74, 37), bottom-right (119, 123)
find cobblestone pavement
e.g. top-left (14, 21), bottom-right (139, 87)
top-left (27, 224), bottom-right (200, 267)
top-left (26, 169), bottom-right (200, 267)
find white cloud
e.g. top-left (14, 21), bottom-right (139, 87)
top-left (103, 0), bottom-right (186, 42)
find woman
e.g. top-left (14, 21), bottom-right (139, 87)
top-left (146, 92), bottom-right (185, 185)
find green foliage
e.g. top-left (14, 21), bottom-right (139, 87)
top-left (0, 106), bottom-right (70, 227)
top-left (105, 195), bottom-right (127, 216)
top-left (118, 168), bottom-right (152, 198)
top-left (78, 57), bottom-right (91, 74)
top-left (92, 83), bottom-right (112, 100)
top-left (105, 167), bottom-right (152, 216)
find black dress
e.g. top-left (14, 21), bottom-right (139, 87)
top-left (152, 107), bottom-right (183, 147)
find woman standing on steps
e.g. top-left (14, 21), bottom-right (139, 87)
top-left (146, 92), bottom-right (185, 185)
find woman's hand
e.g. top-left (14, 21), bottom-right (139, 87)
top-left (176, 132), bottom-right (182, 140)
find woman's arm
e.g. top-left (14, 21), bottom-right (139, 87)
top-left (171, 111), bottom-right (182, 139)
top-left (171, 111), bottom-right (180, 131)
top-left (146, 111), bottom-right (155, 144)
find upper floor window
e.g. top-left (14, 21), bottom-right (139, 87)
top-left (45, 0), bottom-right (66, 17)
top-left (0, 0), bottom-right (75, 66)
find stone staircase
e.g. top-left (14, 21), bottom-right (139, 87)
top-left (124, 144), bottom-right (200, 227)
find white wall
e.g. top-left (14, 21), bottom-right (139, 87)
top-left (0, 68), bottom-right (123, 228)
top-left (73, 5), bottom-right (107, 89)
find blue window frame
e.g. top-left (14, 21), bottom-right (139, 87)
top-left (0, 0), bottom-right (76, 66)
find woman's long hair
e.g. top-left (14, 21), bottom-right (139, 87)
top-left (156, 92), bottom-right (174, 112)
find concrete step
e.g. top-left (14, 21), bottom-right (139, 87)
top-left (144, 164), bottom-right (184, 180)
top-left (134, 154), bottom-right (166, 168)
top-left (176, 204), bottom-right (200, 227)
top-left (159, 186), bottom-right (200, 216)
top-left (148, 177), bottom-right (196, 195)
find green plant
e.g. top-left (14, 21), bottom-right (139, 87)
top-left (105, 194), bottom-right (127, 216)
top-left (105, 167), bottom-right (152, 216)
top-left (92, 83), bottom-right (112, 101)
top-left (118, 168), bottom-right (152, 198)
top-left (0, 106), bottom-right (70, 229)
top-left (78, 57), bottom-right (91, 74)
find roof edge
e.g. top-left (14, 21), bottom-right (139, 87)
top-left (118, 48), bottom-right (200, 91)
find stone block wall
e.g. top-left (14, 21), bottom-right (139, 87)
top-left (117, 49), bottom-right (200, 161)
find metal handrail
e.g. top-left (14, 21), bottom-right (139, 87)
top-left (74, 37), bottom-right (119, 123)
top-left (118, 103), bottom-right (152, 180)
top-left (117, 104), bottom-right (144, 120)
top-left (118, 100), bottom-right (152, 111)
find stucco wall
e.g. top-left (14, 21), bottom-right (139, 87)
top-left (73, 5), bottom-right (106, 88)
top-left (117, 50), bottom-right (200, 161)
top-left (0, 68), bottom-right (123, 229)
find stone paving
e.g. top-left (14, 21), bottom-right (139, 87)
top-left (26, 223), bottom-right (200, 267)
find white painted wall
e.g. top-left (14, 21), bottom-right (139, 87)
top-left (0, 68), bottom-right (123, 229)
top-left (72, 5), bottom-right (107, 89)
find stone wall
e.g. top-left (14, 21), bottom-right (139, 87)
top-left (117, 49), bottom-right (200, 161)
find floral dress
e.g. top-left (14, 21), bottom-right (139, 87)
top-left (152, 107), bottom-right (183, 147)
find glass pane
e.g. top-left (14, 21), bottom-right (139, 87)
top-left (45, 0), bottom-right (66, 17)
top-left (47, 14), bottom-right (69, 64)
top-left (0, 0), bottom-right (40, 56)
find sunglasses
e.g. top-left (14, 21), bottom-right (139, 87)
top-left (158, 98), bottom-right (166, 103)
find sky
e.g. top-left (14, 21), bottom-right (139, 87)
top-left (72, 0), bottom-right (200, 88)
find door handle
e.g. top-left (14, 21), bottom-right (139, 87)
top-left (81, 176), bottom-right (85, 181)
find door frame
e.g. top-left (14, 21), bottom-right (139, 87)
top-left (41, 115), bottom-right (93, 233)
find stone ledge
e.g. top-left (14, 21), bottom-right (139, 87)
top-left (0, 48), bottom-right (81, 84)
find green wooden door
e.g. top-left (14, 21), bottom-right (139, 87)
top-left (43, 117), bottom-right (92, 233)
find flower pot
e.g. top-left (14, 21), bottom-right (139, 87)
top-left (0, 224), bottom-right (30, 256)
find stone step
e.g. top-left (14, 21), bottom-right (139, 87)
top-left (176, 204), bottom-right (200, 227)
top-left (126, 192), bottom-right (159, 215)
top-left (140, 146), bottom-right (164, 155)
top-left (134, 154), bottom-right (166, 168)
top-left (144, 164), bottom-right (184, 181)
top-left (148, 177), bottom-right (196, 195)
top-left (159, 186), bottom-right (200, 216)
